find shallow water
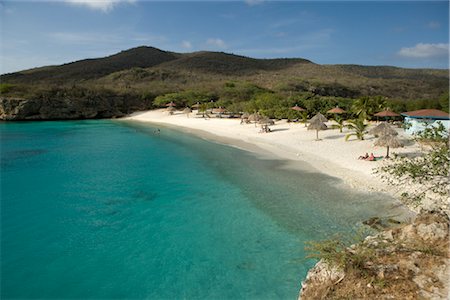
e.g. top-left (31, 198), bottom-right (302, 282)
top-left (1, 120), bottom-right (407, 299)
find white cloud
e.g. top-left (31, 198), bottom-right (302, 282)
top-left (64, 0), bottom-right (134, 12)
top-left (398, 43), bottom-right (449, 58)
top-left (181, 40), bottom-right (192, 49)
top-left (206, 38), bottom-right (226, 49)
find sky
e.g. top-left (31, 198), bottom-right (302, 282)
top-left (0, 0), bottom-right (449, 74)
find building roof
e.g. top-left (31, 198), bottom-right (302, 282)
top-left (401, 109), bottom-right (450, 120)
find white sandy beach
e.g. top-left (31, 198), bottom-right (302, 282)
top-left (124, 109), bottom-right (423, 203)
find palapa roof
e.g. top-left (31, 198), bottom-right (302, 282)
top-left (374, 134), bottom-right (403, 148)
top-left (374, 110), bottom-right (400, 117)
top-left (191, 103), bottom-right (201, 108)
top-left (401, 109), bottom-right (449, 120)
top-left (369, 122), bottom-right (398, 136)
top-left (310, 112), bottom-right (328, 123)
top-left (212, 107), bottom-right (226, 114)
top-left (258, 118), bottom-right (275, 125)
top-left (241, 112), bottom-right (250, 119)
top-left (291, 105), bottom-right (306, 112)
top-left (307, 118), bottom-right (328, 131)
top-left (165, 101), bottom-right (176, 107)
top-left (327, 107), bottom-right (346, 114)
top-left (183, 107), bottom-right (192, 113)
top-left (166, 106), bottom-right (176, 111)
top-left (248, 113), bottom-right (262, 122)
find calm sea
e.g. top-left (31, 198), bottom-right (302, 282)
top-left (1, 120), bottom-right (407, 299)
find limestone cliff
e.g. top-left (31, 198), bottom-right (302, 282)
top-left (0, 96), bottom-right (151, 121)
top-left (299, 210), bottom-right (449, 299)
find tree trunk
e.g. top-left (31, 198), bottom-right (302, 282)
top-left (386, 146), bottom-right (390, 158)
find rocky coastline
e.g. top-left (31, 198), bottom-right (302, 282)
top-left (299, 210), bottom-right (449, 299)
top-left (0, 97), bottom-right (151, 121)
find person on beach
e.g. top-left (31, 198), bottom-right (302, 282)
top-left (368, 153), bottom-right (375, 161)
top-left (358, 153), bottom-right (369, 160)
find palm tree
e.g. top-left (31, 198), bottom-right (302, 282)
top-left (352, 96), bottom-right (387, 120)
top-left (331, 115), bottom-right (345, 133)
top-left (351, 97), bottom-right (372, 120)
top-left (199, 103), bottom-right (208, 118)
top-left (300, 111), bottom-right (308, 127)
top-left (345, 117), bottom-right (368, 141)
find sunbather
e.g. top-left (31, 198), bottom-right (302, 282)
top-left (358, 153), bottom-right (369, 160)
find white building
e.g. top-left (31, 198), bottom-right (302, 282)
top-left (401, 109), bottom-right (450, 135)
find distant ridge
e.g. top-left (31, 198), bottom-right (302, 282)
top-left (1, 45), bottom-right (448, 103)
top-left (158, 51), bottom-right (312, 75)
top-left (1, 46), bottom-right (179, 83)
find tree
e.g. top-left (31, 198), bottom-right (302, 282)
top-left (300, 111), bottom-right (309, 127)
top-left (345, 117), bottom-right (368, 141)
top-left (439, 92), bottom-right (449, 112)
top-left (351, 97), bottom-right (372, 120)
top-left (331, 115), bottom-right (346, 133)
top-left (377, 122), bottom-right (449, 206)
top-left (352, 96), bottom-right (387, 120)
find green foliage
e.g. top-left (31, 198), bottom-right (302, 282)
top-left (220, 81), bottom-right (267, 102)
top-left (401, 98), bottom-right (446, 112)
top-left (351, 96), bottom-right (387, 120)
top-left (331, 115), bottom-right (346, 133)
top-left (0, 83), bottom-right (15, 94)
top-left (378, 123), bottom-right (449, 205)
top-left (153, 90), bottom-right (214, 107)
top-left (439, 92), bottom-right (449, 112)
top-left (305, 228), bottom-right (375, 273)
top-left (345, 117), bottom-right (368, 141)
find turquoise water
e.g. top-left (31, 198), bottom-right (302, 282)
top-left (1, 120), bottom-right (405, 299)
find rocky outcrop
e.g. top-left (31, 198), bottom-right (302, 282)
top-left (299, 210), bottom-right (449, 299)
top-left (0, 96), bottom-right (152, 121)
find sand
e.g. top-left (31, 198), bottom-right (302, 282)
top-left (123, 109), bottom-right (422, 201)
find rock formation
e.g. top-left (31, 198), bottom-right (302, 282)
top-left (0, 96), bottom-right (152, 121)
top-left (299, 210), bottom-right (449, 299)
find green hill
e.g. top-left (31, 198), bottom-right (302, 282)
top-left (1, 46), bottom-right (178, 83)
top-left (0, 46), bottom-right (448, 120)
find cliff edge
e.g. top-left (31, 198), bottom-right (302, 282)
top-left (299, 210), bottom-right (449, 299)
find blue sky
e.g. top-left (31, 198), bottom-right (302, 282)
top-left (1, 1), bottom-right (448, 74)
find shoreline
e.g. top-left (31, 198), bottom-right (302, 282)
top-left (122, 109), bottom-right (420, 216)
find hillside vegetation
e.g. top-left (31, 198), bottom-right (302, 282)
top-left (1, 46), bottom-right (448, 120)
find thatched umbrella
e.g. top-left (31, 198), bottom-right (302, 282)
top-left (374, 134), bottom-right (402, 158)
top-left (191, 102), bottom-right (201, 109)
top-left (212, 107), bottom-right (226, 114)
top-left (167, 106), bottom-right (176, 115)
top-left (183, 107), bottom-right (192, 118)
top-left (166, 101), bottom-right (176, 107)
top-left (258, 117), bottom-right (275, 132)
top-left (258, 118), bottom-right (275, 125)
top-left (374, 109), bottom-right (401, 122)
top-left (374, 110), bottom-right (400, 117)
top-left (291, 105), bottom-right (306, 112)
top-left (241, 112), bottom-right (250, 119)
top-left (248, 113), bottom-right (260, 122)
top-left (308, 118), bottom-right (328, 140)
top-left (327, 107), bottom-right (346, 114)
top-left (369, 122), bottom-right (398, 137)
top-left (212, 107), bottom-right (226, 118)
top-left (248, 113), bottom-right (262, 126)
top-left (310, 112), bottom-right (328, 123)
